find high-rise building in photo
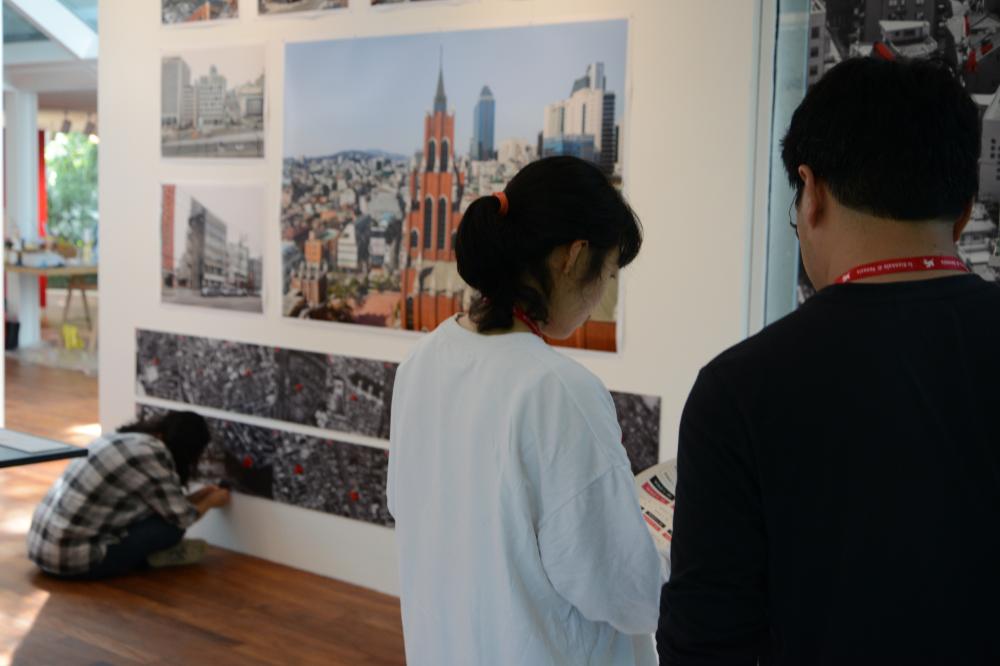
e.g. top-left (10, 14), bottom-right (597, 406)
top-left (400, 59), bottom-right (466, 332)
top-left (162, 185), bottom-right (176, 286)
top-left (162, 57), bottom-right (193, 127)
top-left (470, 86), bottom-right (496, 161)
top-left (196, 65), bottom-right (228, 128)
top-left (542, 61), bottom-right (617, 175)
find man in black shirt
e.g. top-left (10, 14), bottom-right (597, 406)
top-left (658, 57), bottom-right (1000, 665)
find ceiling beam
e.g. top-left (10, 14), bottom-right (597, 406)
top-left (4, 41), bottom-right (76, 67)
top-left (6, 0), bottom-right (98, 61)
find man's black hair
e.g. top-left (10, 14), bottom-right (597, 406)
top-left (781, 57), bottom-right (979, 221)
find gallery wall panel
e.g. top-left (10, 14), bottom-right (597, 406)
top-left (102, 0), bottom-right (765, 594)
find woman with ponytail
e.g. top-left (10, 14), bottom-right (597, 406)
top-left (388, 156), bottom-right (665, 665)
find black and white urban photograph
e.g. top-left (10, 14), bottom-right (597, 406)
top-left (162, 0), bottom-right (238, 24)
top-left (136, 330), bottom-right (395, 439)
top-left (612, 391), bottom-right (661, 476)
top-left (161, 183), bottom-right (265, 313)
top-left (135, 329), bottom-right (660, 473)
top-left (258, 0), bottom-right (347, 15)
top-left (161, 47), bottom-right (265, 158)
top-left (138, 405), bottom-right (392, 527)
top-left (795, 0), bottom-right (1000, 301)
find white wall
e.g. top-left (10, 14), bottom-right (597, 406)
top-left (99, 0), bottom-right (767, 596)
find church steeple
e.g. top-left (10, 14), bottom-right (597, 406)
top-left (433, 48), bottom-right (447, 114)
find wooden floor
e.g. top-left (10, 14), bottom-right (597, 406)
top-left (0, 359), bottom-right (405, 665)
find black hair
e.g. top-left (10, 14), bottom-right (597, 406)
top-left (118, 411), bottom-right (211, 486)
top-left (455, 156), bottom-right (642, 332)
top-left (781, 56), bottom-right (979, 221)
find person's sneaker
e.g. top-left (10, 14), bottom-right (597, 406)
top-left (146, 539), bottom-right (208, 568)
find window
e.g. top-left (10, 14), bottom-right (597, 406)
top-left (810, 47), bottom-right (819, 58)
top-left (406, 297), bottom-right (415, 330)
top-left (810, 66), bottom-right (819, 76)
top-left (426, 139), bottom-right (436, 172)
top-left (811, 27), bottom-right (820, 40)
top-left (410, 229), bottom-right (419, 249)
top-left (423, 197), bottom-right (433, 249)
top-left (437, 198), bottom-right (448, 250)
top-left (440, 139), bottom-right (450, 173)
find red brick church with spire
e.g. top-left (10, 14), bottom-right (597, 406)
top-left (398, 57), bottom-right (616, 351)
top-left (400, 58), bottom-right (467, 332)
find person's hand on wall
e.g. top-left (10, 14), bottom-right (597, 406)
top-left (192, 485), bottom-right (232, 516)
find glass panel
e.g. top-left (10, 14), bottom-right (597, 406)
top-left (3, 5), bottom-right (47, 43)
top-left (57, 0), bottom-right (99, 31)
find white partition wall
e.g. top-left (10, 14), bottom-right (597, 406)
top-left (99, 0), bottom-right (770, 596)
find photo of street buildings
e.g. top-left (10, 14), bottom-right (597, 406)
top-left (281, 21), bottom-right (628, 352)
top-left (258, 0), bottom-right (347, 14)
top-left (161, 184), bottom-right (265, 313)
top-left (162, 0), bottom-right (238, 24)
top-left (135, 329), bottom-right (661, 482)
top-left (796, 0), bottom-right (1000, 301)
top-left (161, 47), bottom-right (265, 158)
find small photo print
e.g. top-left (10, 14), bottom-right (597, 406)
top-left (258, 0), bottom-right (348, 14)
top-left (162, 0), bottom-right (239, 24)
top-left (161, 183), bottom-right (266, 313)
top-left (161, 46), bottom-right (265, 158)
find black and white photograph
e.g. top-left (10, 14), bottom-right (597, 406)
top-left (135, 329), bottom-right (660, 470)
top-left (161, 47), bottom-right (265, 158)
top-left (612, 392), bottom-right (661, 476)
top-left (162, 0), bottom-right (238, 24)
top-left (795, 0), bottom-right (1000, 301)
top-left (258, 0), bottom-right (348, 14)
top-left (161, 183), bottom-right (265, 313)
top-left (136, 330), bottom-right (396, 439)
top-left (139, 405), bottom-right (393, 526)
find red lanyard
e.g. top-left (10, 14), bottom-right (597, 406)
top-left (512, 306), bottom-right (544, 339)
top-left (835, 255), bottom-right (969, 285)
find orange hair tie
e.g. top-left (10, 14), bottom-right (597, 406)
top-left (493, 191), bottom-right (509, 216)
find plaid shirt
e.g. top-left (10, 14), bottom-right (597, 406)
top-left (27, 433), bottom-right (199, 575)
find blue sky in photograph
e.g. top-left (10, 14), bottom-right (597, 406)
top-left (283, 20), bottom-right (628, 159)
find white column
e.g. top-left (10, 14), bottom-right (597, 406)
top-left (4, 89), bottom-right (42, 348)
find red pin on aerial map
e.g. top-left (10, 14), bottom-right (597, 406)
top-left (242, 455), bottom-right (254, 469)
top-left (294, 463), bottom-right (304, 475)
top-left (349, 490), bottom-right (360, 502)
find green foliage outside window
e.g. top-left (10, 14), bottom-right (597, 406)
top-left (45, 132), bottom-right (98, 246)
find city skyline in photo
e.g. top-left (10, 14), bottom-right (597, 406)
top-left (283, 20), bottom-right (628, 160)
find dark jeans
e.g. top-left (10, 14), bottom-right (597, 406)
top-left (56, 515), bottom-right (184, 580)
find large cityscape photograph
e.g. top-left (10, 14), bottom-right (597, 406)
top-left (281, 20), bottom-right (628, 352)
top-left (161, 47), bottom-right (265, 158)
top-left (797, 0), bottom-right (1000, 301)
top-left (161, 183), bottom-right (265, 313)
top-left (162, 0), bottom-right (238, 24)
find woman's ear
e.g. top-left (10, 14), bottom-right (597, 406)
top-left (563, 240), bottom-right (589, 276)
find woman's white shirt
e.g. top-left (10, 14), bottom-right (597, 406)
top-left (388, 316), bottom-right (664, 665)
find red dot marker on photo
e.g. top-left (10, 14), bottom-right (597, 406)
top-left (294, 383), bottom-right (304, 393)
top-left (349, 490), bottom-right (360, 502)
top-left (244, 369), bottom-right (253, 377)
top-left (152, 358), bottom-right (160, 366)
top-left (350, 394), bottom-right (358, 402)
top-left (242, 455), bottom-right (253, 468)
top-left (294, 464), bottom-right (304, 475)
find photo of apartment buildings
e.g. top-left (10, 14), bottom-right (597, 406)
top-left (161, 47), bottom-right (265, 158)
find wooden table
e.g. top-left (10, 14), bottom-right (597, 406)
top-left (5, 263), bottom-right (98, 330)
top-left (0, 429), bottom-right (86, 469)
